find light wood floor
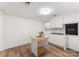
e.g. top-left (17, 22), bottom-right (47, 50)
top-left (0, 43), bottom-right (79, 57)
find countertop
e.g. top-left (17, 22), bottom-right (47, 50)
top-left (32, 35), bottom-right (48, 42)
top-left (50, 33), bottom-right (64, 35)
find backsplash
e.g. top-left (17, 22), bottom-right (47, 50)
top-left (46, 28), bottom-right (64, 34)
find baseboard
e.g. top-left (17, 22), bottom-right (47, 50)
top-left (48, 42), bottom-right (65, 49)
top-left (0, 43), bottom-right (31, 52)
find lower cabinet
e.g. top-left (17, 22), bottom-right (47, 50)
top-left (48, 34), bottom-right (79, 52)
top-left (48, 34), bottom-right (66, 48)
top-left (68, 36), bottom-right (79, 51)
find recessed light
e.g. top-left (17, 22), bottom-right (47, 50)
top-left (39, 8), bottom-right (52, 15)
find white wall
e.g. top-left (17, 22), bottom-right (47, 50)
top-left (0, 15), bottom-right (4, 51)
top-left (0, 13), bottom-right (44, 51)
top-left (4, 15), bottom-right (44, 50)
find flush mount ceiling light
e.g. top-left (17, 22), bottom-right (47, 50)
top-left (39, 8), bottom-right (52, 15)
top-left (25, 2), bottom-right (30, 7)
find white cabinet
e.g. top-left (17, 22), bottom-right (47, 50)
top-left (48, 34), bottom-right (56, 44)
top-left (48, 35), bottom-right (79, 51)
top-left (50, 13), bottom-right (79, 26)
top-left (49, 18), bottom-right (56, 28)
top-left (45, 22), bottom-right (50, 29)
top-left (68, 36), bottom-right (79, 51)
top-left (49, 16), bottom-right (63, 28)
top-left (64, 14), bottom-right (77, 24)
top-left (75, 13), bottom-right (79, 23)
top-left (53, 35), bottom-right (66, 48)
top-left (76, 38), bottom-right (79, 51)
top-left (48, 34), bottom-right (66, 48)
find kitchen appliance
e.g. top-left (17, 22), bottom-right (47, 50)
top-left (65, 23), bottom-right (78, 35)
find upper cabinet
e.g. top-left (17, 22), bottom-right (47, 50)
top-left (49, 13), bottom-right (79, 28)
top-left (49, 16), bottom-right (63, 28)
top-left (75, 13), bottom-right (79, 23)
top-left (64, 14), bottom-right (77, 24)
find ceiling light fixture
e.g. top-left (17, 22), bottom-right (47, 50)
top-left (25, 2), bottom-right (30, 6)
top-left (39, 8), bottom-right (52, 15)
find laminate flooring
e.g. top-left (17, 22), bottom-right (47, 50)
top-left (0, 43), bottom-right (79, 57)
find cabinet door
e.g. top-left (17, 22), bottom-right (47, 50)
top-left (76, 38), bottom-right (79, 51)
top-left (53, 35), bottom-right (66, 47)
top-left (64, 15), bottom-right (77, 24)
top-left (48, 34), bottom-right (66, 48)
top-left (49, 19), bottom-right (55, 28)
top-left (49, 16), bottom-right (63, 28)
top-left (55, 16), bottom-right (63, 28)
top-left (75, 13), bottom-right (79, 23)
top-left (48, 34), bottom-right (56, 44)
top-left (68, 36), bottom-right (78, 51)
top-left (49, 19), bottom-right (53, 28)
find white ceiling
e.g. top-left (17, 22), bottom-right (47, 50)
top-left (0, 2), bottom-right (79, 22)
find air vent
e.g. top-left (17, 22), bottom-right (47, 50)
top-left (25, 2), bottom-right (30, 5)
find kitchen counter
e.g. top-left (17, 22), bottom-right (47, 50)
top-left (48, 33), bottom-right (66, 50)
top-left (50, 33), bottom-right (64, 35)
top-left (32, 35), bottom-right (48, 56)
top-left (32, 35), bottom-right (48, 42)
